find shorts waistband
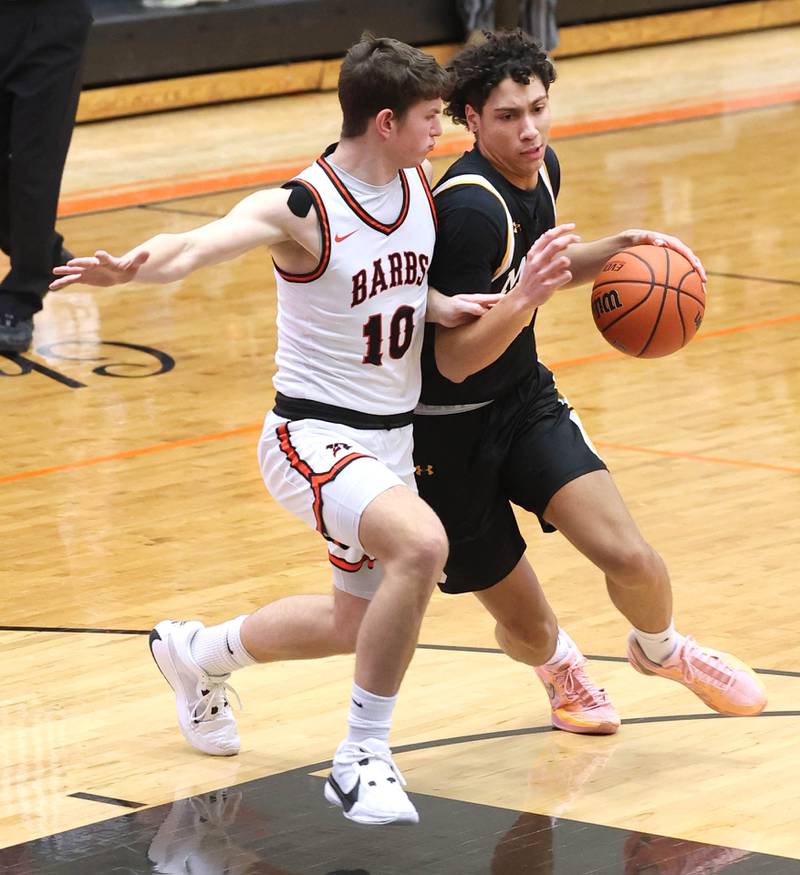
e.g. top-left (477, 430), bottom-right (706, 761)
top-left (414, 400), bottom-right (493, 416)
top-left (274, 393), bottom-right (414, 430)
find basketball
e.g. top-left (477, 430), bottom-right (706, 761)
top-left (591, 244), bottom-right (706, 358)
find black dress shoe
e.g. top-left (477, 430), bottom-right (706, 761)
top-left (0, 312), bottom-right (33, 352)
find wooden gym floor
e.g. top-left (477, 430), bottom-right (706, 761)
top-left (1, 24), bottom-right (799, 874)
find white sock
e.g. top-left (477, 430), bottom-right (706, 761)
top-left (190, 615), bottom-right (258, 676)
top-left (543, 627), bottom-right (577, 667)
top-left (347, 682), bottom-right (396, 745)
top-left (633, 620), bottom-right (681, 664)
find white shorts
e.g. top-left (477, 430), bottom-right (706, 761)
top-left (258, 411), bottom-right (417, 599)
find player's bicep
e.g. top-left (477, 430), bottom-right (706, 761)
top-left (182, 189), bottom-right (294, 267)
top-left (429, 204), bottom-right (504, 296)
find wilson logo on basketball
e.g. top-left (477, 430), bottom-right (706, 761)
top-left (592, 289), bottom-right (623, 317)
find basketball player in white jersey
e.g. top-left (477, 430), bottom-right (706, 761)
top-left (51, 35), bottom-right (577, 826)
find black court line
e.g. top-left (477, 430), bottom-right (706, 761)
top-left (707, 270), bottom-right (800, 288)
top-left (0, 625), bottom-right (149, 635)
top-left (68, 791), bottom-right (145, 809)
top-left (55, 99), bottom-right (800, 222)
top-left (418, 643), bottom-right (800, 679)
top-left (3, 629), bottom-right (799, 678)
top-left (293, 710), bottom-right (800, 775)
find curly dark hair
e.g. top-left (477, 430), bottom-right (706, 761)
top-left (445, 30), bottom-right (556, 127)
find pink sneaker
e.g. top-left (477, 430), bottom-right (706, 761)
top-left (535, 649), bottom-right (620, 735)
top-left (627, 632), bottom-right (767, 716)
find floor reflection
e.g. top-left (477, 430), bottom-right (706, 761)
top-left (1, 768), bottom-right (797, 874)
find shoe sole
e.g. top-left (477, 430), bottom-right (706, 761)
top-left (628, 648), bottom-right (767, 717)
top-left (148, 622), bottom-right (239, 756)
top-left (323, 779), bottom-right (419, 825)
top-left (551, 713), bottom-right (620, 735)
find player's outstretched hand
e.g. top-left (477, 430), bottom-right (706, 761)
top-left (516, 223), bottom-right (580, 309)
top-left (50, 250), bottom-right (150, 290)
top-left (623, 229), bottom-right (707, 284)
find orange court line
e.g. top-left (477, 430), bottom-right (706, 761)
top-left (57, 84), bottom-right (800, 217)
top-left (549, 312), bottom-right (800, 371)
top-left (594, 440), bottom-right (800, 476)
top-left (3, 314), bottom-right (798, 485)
top-left (0, 423), bottom-right (262, 485)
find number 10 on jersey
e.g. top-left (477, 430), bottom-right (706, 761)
top-left (362, 306), bottom-right (415, 366)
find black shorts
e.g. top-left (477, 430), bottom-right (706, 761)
top-left (413, 365), bottom-right (606, 594)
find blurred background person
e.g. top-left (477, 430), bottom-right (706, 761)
top-left (0, 0), bottom-right (92, 352)
top-left (457, 0), bottom-right (559, 49)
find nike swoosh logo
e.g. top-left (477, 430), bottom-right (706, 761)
top-left (225, 633), bottom-right (234, 656)
top-left (351, 697), bottom-right (363, 708)
top-left (327, 775), bottom-right (360, 812)
top-left (334, 230), bottom-right (358, 243)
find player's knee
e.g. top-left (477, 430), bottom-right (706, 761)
top-left (415, 524), bottom-right (449, 581)
top-left (389, 524), bottom-right (448, 591)
top-left (609, 538), bottom-right (664, 585)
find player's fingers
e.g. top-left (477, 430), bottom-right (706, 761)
top-left (49, 275), bottom-right (80, 291)
top-left (119, 250), bottom-right (150, 273)
top-left (52, 265), bottom-right (85, 276)
top-left (94, 250), bottom-right (121, 268)
top-left (469, 293), bottom-right (504, 305)
top-left (64, 256), bottom-right (100, 268)
top-left (528, 233), bottom-right (580, 261)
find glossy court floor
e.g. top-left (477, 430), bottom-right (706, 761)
top-left (2, 25), bottom-right (799, 875)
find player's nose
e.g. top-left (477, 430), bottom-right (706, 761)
top-left (520, 113), bottom-right (538, 139)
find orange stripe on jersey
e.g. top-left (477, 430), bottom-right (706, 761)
top-left (275, 422), bottom-right (373, 543)
top-left (415, 166), bottom-right (437, 231)
top-left (273, 180), bottom-right (331, 283)
top-left (329, 553), bottom-right (376, 573)
top-left (316, 156), bottom-right (410, 235)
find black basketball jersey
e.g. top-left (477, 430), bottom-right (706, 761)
top-left (419, 145), bottom-right (560, 405)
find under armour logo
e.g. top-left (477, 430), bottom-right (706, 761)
top-left (513, 222), bottom-right (521, 234)
top-left (327, 442), bottom-right (352, 457)
top-left (546, 683), bottom-right (557, 701)
top-left (415, 464), bottom-right (434, 476)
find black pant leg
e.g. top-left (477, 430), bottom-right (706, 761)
top-left (0, 1), bottom-right (91, 317)
top-left (0, 89), bottom-right (11, 258)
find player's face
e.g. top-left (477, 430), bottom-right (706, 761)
top-left (467, 76), bottom-right (552, 188)
top-left (393, 98), bottom-right (444, 165)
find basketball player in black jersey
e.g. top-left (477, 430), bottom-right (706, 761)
top-left (414, 30), bottom-right (766, 729)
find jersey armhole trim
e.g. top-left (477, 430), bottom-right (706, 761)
top-left (432, 174), bottom-right (514, 280)
top-left (415, 165), bottom-right (438, 231)
top-left (538, 162), bottom-right (557, 220)
top-left (273, 179), bottom-right (331, 283)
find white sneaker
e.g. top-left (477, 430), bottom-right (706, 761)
top-left (323, 738), bottom-right (419, 825)
top-left (149, 620), bottom-right (241, 756)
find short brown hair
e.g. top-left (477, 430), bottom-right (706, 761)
top-left (338, 35), bottom-right (448, 138)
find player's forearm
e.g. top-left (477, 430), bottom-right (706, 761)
top-left (434, 293), bottom-right (531, 383)
top-left (126, 234), bottom-right (198, 284)
top-left (564, 234), bottom-right (633, 287)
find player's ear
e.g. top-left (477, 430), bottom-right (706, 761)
top-left (374, 108), bottom-right (395, 140)
top-left (464, 104), bottom-right (479, 134)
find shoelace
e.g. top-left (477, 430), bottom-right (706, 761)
top-left (676, 637), bottom-right (736, 691)
top-left (557, 661), bottom-right (612, 710)
top-left (337, 743), bottom-right (408, 787)
top-left (193, 677), bottom-right (243, 722)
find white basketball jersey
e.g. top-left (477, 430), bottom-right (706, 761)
top-left (272, 154), bottom-right (437, 416)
